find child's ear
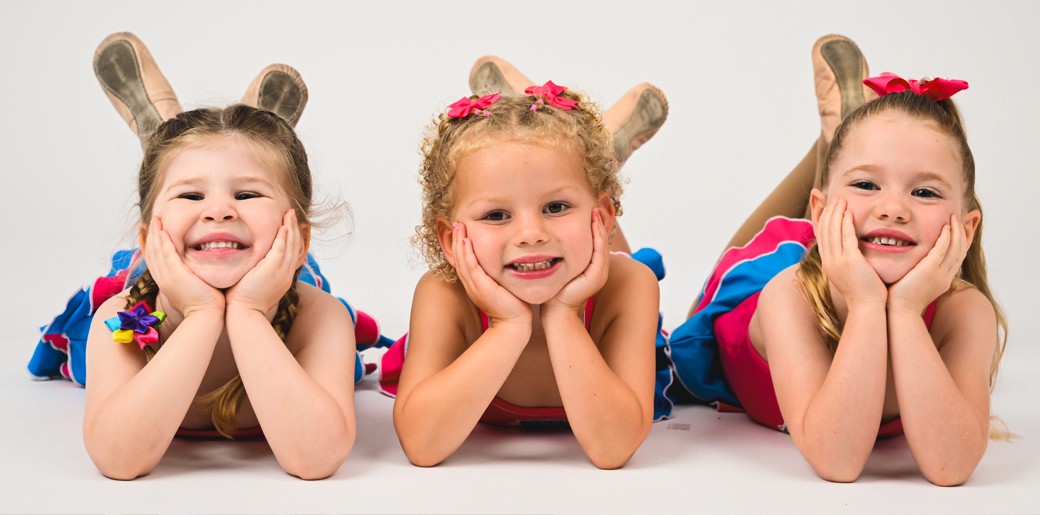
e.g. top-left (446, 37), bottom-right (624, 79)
top-left (298, 221), bottom-right (312, 267)
top-left (436, 217), bottom-right (458, 269)
top-left (596, 193), bottom-right (618, 233)
top-left (809, 188), bottom-right (826, 227)
top-left (138, 222), bottom-right (149, 249)
top-left (963, 209), bottom-right (982, 247)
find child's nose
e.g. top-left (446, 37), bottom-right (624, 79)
top-left (201, 200), bottom-right (237, 222)
top-left (514, 213), bottom-right (548, 245)
top-left (875, 193), bottom-right (910, 222)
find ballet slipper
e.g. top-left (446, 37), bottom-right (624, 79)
top-left (602, 83), bottom-right (669, 165)
top-left (468, 55), bottom-right (534, 97)
top-left (812, 34), bottom-right (877, 144)
top-left (93, 32), bottom-right (183, 147)
top-left (242, 64), bottom-right (308, 127)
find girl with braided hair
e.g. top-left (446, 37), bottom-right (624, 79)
top-left (79, 104), bottom-right (357, 480)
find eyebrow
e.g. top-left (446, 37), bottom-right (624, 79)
top-left (165, 174), bottom-right (278, 190)
top-left (838, 166), bottom-right (954, 188)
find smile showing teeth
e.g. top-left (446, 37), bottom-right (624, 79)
top-left (195, 241), bottom-right (242, 251)
top-left (510, 259), bottom-right (557, 272)
top-left (866, 236), bottom-right (912, 247)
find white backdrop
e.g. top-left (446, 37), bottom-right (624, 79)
top-left (2, 1), bottom-right (1038, 513)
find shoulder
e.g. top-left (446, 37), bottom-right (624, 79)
top-left (604, 253), bottom-right (659, 292)
top-left (760, 264), bottom-right (806, 307)
top-left (592, 254), bottom-right (660, 329)
top-left (287, 282), bottom-right (355, 348)
top-left (411, 270), bottom-right (480, 336)
top-left (931, 282), bottom-right (998, 349)
top-left (294, 281), bottom-right (351, 320)
top-left (94, 290), bottom-right (131, 320)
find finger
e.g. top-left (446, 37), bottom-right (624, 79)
top-left (820, 199), bottom-right (839, 259)
top-left (586, 209), bottom-right (608, 274)
top-left (452, 224), bottom-right (477, 292)
top-left (840, 204), bottom-right (859, 256)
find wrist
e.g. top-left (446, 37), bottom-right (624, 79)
top-left (485, 317), bottom-right (532, 342)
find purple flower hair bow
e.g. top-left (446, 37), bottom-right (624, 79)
top-left (104, 301), bottom-right (166, 350)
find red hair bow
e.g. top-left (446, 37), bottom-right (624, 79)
top-left (863, 72), bottom-right (968, 101)
top-left (448, 93), bottom-right (501, 118)
top-left (525, 80), bottom-right (578, 110)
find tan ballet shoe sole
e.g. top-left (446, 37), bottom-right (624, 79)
top-left (603, 83), bottom-right (669, 165)
top-left (242, 64), bottom-right (308, 127)
top-left (813, 34), bottom-right (876, 143)
top-left (469, 55), bottom-right (534, 97)
top-left (93, 32), bottom-right (182, 145)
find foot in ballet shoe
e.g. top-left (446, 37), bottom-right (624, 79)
top-left (469, 55), bottom-right (534, 97)
top-left (602, 83), bottom-right (669, 165)
top-left (812, 34), bottom-right (877, 143)
top-left (242, 64), bottom-right (308, 127)
top-left (93, 32), bottom-right (183, 146)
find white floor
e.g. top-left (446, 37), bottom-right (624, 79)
top-left (3, 1), bottom-right (1039, 513)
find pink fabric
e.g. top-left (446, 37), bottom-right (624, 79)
top-left (708, 218), bottom-right (937, 437)
top-left (378, 298), bottom-right (595, 427)
top-left (863, 72), bottom-right (968, 101)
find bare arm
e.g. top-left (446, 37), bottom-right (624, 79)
top-left (884, 215), bottom-right (995, 485)
top-left (758, 268), bottom-right (887, 482)
top-left (82, 295), bottom-right (224, 480)
top-left (83, 219), bottom-right (226, 480)
top-left (223, 213), bottom-right (355, 479)
top-left (392, 273), bottom-right (531, 467)
top-left (762, 199), bottom-right (891, 482)
top-left (542, 255), bottom-right (657, 469)
top-left (226, 285), bottom-right (356, 479)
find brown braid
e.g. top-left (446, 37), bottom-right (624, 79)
top-left (196, 272), bottom-right (302, 439)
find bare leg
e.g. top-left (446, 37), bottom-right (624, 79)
top-left (602, 83), bottom-right (669, 167)
top-left (93, 32), bottom-right (182, 147)
top-left (469, 55), bottom-right (535, 97)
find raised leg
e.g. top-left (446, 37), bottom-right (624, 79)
top-left (242, 64), bottom-right (308, 127)
top-left (93, 32), bottom-right (182, 147)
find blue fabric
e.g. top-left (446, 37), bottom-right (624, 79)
top-left (664, 241), bottom-right (809, 409)
top-left (625, 248), bottom-right (674, 421)
top-left (29, 249), bottom-right (370, 385)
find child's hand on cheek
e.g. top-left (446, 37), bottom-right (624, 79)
top-left (452, 222), bottom-right (531, 327)
top-left (888, 214), bottom-right (968, 314)
top-left (816, 199), bottom-right (887, 308)
top-left (226, 210), bottom-right (306, 317)
top-left (145, 217), bottom-right (225, 317)
top-left (545, 209), bottom-right (609, 316)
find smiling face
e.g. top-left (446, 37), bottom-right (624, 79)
top-left (145, 135), bottom-right (294, 289)
top-left (439, 141), bottom-right (613, 304)
top-left (811, 111), bottom-right (980, 284)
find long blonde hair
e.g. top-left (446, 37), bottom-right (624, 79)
top-left (798, 91), bottom-right (1007, 389)
top-left (126, 104), bottom-right (313, 438)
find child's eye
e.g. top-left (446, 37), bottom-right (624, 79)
top-left (544, 202), bottom-right (568, 215)
top-left (482, 211), bottom-right (509, 222)
top-left (850, 180), bottom-right (879, 191)
top-left (912, 187), bottom-right (941, 199)
top-left (179, 193), bottom-right (204, 201)
top-left (235, 192), bottom-right (261, 201)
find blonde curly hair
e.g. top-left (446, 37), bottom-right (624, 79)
top-left (416, 90), bottom-right (621, 281)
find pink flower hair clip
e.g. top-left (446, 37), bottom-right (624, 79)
top-left (863, 72), bottom-right (968, 101)
top-left (448, 93), bottom-right (501, 119)
top-left (525, 80), bottom-right (579, 111)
